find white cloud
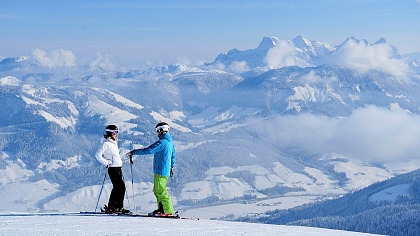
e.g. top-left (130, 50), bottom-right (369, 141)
top-left (176, 56), bottom-right (192, 66)
top-left (228, 61), bottom-right (250, 73)
top-left (201, 62), bottom-right (226, 71)
top-left (32, 48), bottom-right (77, 67)
top-left (250, 105), bottom-right (420, 163)
top-left (264, 40), bottom-right (299, 69)
top-left (300, 70), bottom-right (338, 84)
top-left (326, 39), bottom-right (409, 77)
top-left (329, 105), bottom-right (420, 163)
top-left (89, 52), bottom-right (115, 70)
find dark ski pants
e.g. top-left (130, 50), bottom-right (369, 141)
top-left (107, 167), bottom-right (126, 210)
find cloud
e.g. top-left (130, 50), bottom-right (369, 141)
top-left (264, 40), bottom-right (301, 69)
top-left (250, 105), bottom-right (420, 163)
top-left (228, 61), bottom-right (250, 73)
top-left (89, 52), bottom-right (115, 71)
top-left (300, 70), bottom-right (338, 84)
top-left (200, 62), bottom-right (226, 71)
top-left (32, 48), bottom-right (76, 67)
top-left (326, 39), bottom-right (410, 77)
top-left (176, 56), bottom-right (192, 66)
top-left (329, 105), bottom-right (420, 162)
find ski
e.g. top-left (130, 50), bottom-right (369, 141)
top-left (79, 211), bottom-right (198, 220)
top-left (79, 211), bottom-right (129, 216)
top-left (127, 213), bottom-right (198, 220)
top-left (131, 213), bottom-right (180, 219)
top-left (129, 213), bottom-right (198, 220)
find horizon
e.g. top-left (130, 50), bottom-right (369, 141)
top-left (1, 0), bottom-right (420, 69)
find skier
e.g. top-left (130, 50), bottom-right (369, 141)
top-left (95, 124), bottom-right (129, 214)
top-left (126, 122), bottom-right (176, 216)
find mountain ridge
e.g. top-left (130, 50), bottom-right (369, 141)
top-left (0, 35), bottom-right (419, 226)
top-left (239, 168), bottom-right (420, 236)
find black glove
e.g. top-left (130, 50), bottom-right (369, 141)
top-left (170, 167), bottom-right (174, 177)
top-left (126, 151), bottom-right (134, 164)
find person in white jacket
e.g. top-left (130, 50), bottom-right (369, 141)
top-left (95, 125), bottom-right (128, 214)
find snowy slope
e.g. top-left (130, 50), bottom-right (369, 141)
top-left (245, 169), bottom-right (420, 236)
top-left (0, 213), bottom-right (381, 236)
top-left (1, 34), bottom-right (420, 224)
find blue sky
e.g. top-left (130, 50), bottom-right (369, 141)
top-left (1, 0), bottom-right (420, 69)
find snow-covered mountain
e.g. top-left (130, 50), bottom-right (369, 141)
top-left (1, 35), bottom-right (420, 228)
top-left (242, 168), bottom-right (420, 236)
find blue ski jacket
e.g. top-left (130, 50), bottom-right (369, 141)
top-left (132, 132), bottom-right (176, 177)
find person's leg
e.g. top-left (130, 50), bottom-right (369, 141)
top-left (108, 167), bottom-right (126, 210)
top-left (153, 174), bottom-right (174, 214)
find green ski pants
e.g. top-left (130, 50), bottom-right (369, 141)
top-left (153, 174), bottom-right (174, 214)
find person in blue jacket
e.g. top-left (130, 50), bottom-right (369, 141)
top-left (127, 122), bottom-right (176, 216)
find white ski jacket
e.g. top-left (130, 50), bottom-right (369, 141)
top-left (95, 137), bottom-right (122, 167)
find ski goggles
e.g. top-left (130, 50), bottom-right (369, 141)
top-left (106, 129), bottom-right (119, 134)
top-left (155, 125), bottom-right (169, 132)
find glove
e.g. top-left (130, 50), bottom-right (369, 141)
top-left (170, 167), bottom-right (174, 177)
top-left (106, 160), bottom-right (112, 168)
top-left (126, 151), bottom-right (134, 164)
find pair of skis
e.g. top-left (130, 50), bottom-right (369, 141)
top-left (80, 211), bottom-right (198, 220)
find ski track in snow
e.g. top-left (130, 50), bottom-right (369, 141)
top-left (0, 213), bottom-right (381, 236)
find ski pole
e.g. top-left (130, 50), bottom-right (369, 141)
top-left (95, 168), bottom-right (108, 213)
top-left (170, 176), bottom-right (173, 200)
top-left (170, 170), bottom-right (173, 200)
top-left (121, 170), bottom-right (131, 209)
top-left (130, 158), bottom-right (136, 211)
top-left (128, 137), bottom-right (136, 211)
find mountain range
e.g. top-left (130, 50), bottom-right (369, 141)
top-left (1, 35), bottom-right (420, 233)
top-left (240, 168), bottom-right (420, 236)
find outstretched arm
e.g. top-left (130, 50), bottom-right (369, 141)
top-left (126, 140), bottom-right (163, 163)
top-left (132, 140), bottom-right (163, 155)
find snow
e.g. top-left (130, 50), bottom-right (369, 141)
top-left (0, 152), bottom-right (33, 185)
top-left (21, 95), bottom-right (43, 106)
top-left (174, 140), bottom-right (216, 152)
top-left (187, 105), bottom-right (260, 131)
top-left (181, 195), bottom-right (319, 219)
top-left (0, 180), bottom-right (59, 212)
top-left (384, 158), bottom-right (420, 175)
top-left (320, 154), bottom-right (394, 190)
top-left (0, 76), bottom-right (21, 86)
top-left (150, 111), bottom-right (192, 133)
top-left (43, 182), bottom-right (157, 214)
top-left (106, 89), bottom-right (144, 110)
top-left (37, 155), bottom-right (82, 172)
top-left (36, 109), bottom-right (76, 129)
top-left (86, 95), bottom-right (138, 132)
top-left (176, 162), bottom-right (349, 219)
top-left (289, 85), bottom-right (318, 102)
top-left (368, 184), bottom-right (412, 204)
top-left (0, 150), bottom-right (410, 219)
top-left (0, 213), bottom-right (380, 236)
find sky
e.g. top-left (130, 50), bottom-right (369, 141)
top-left (1, 0), bottom-right (420, 69)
